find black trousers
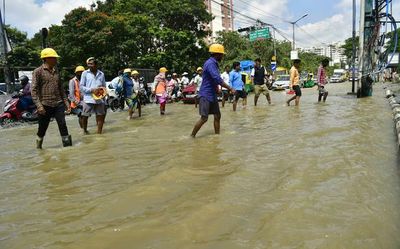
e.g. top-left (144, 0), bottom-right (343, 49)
top-left (37, 103), bottom-right (69, 138)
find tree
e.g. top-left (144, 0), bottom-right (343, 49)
top-left (46, 0), bottom-right (213, 79)
top-left (341, 36), bottom-right (359, 64)
top-left (5, 25), bottom-right (41, 68)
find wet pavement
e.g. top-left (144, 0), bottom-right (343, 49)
top-left (1, 82), bottom-right (400, 249)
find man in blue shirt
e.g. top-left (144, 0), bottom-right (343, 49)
top-left (230, 61), bottom-right (247, 111)
top-left (191, 44), bottom-right (235, 138)
top-left (121, 68), bottom-right (140, 120)
top-left (80, 57), bottom-right (107, 134)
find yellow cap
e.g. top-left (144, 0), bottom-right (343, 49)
top-left (209, 44), bottom-right (225, 54)
top-left (197, 67), bottom-right (203, 72)
top-left (131, 70), bottom-right (139, 75)
top-left (74, 66), bottom-right (85, 73)
top-left (123, 68), bottom-right (132, 74)
top-left (159, 67), bottom-right (168, 73)
top-left (40, 48), bottom-right (60, 59)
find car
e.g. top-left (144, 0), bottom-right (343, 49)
top-left (349, 70), bottom-right (359, 82)
top-left (330, 73), bottom-right (344, 83)
top-left (272, 75), bottom-right (290, 90)
top-left (0, 83), bottom-right (6, 92)
top-left (182, 84), bottom-right (197, 104)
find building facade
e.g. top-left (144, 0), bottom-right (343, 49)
top-left (204, 0), bottom-right (234, 43)
top-left (301, 42), bottom-right (347, 65)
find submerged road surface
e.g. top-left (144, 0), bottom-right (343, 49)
top-left (1, 82), bottom-right (400, 249)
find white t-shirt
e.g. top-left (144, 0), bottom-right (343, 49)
top-left (181, 77), bottom-right (189, 86)
top-left (193, 74), bottom-right (202, 91)
top-left (132, 78), bottom-right (140, 93)
top-left (221, 72), bottom-right (230, 90)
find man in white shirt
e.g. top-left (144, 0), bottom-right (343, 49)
top-left (220, 65), bottom-right (230, 107)
top-left (180, 72), bottom-right (189, 88)
top-left (193, 67), bottom-right (203, 108)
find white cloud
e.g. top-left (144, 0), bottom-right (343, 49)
top-left (5, 0), bottom-right (94, 37)
top-left (293, 13), bottom-right (352, 48)
top-left (273, 1), bottom-right (362, 48)
top-left (234, 0), bottom-right (290, 28)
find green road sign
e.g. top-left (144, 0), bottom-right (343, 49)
top-left (249, 28), bottom-right (270, 41)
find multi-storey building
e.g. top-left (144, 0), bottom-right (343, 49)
top-left (204, 0), bottom-right (234, 43)
top-left (301, 42), bottom-right (347, 65)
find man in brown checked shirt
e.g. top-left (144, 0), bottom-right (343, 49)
top-left (31, 48), bottom-right (72, 149)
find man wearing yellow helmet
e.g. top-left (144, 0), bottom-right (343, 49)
top-left (154, 67), bottom-right (168, 115)
top-left (68, 66), bottom-right (85, 129)
top-left (31, 48), bottom-right (72, 148)
top-left (191, 44), bottom-right (235, 138)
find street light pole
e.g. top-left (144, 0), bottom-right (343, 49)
top-left (351, 0), bottom-right (356, 93)
top-left (292, 22), bottom-right (295, 50)
top-left (290, 14), bottom-right (308, 50)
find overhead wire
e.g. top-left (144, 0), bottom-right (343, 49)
top-left (210, 0), bottom-right (293, 44)
top-left (294, 24), bottom-right (328, 46)
top-left (234, 0), bottom-right (291, 24)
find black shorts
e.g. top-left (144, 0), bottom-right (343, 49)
top-left (293, 85), bottom-right (302, 97)
top-left (199, 97), bottom-right (220, 118)
top-left (222, 90), bottom-right (230, 100)
top-left (234, 90), bottom-right (247, 101)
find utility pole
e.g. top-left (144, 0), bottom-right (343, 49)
top-left (290, 14), bottom-right (308, 50)
top-left (359, 0), bottom-right (374, 97)
top-left (0, 7), bottom-right (11, 93)
top-left (351, 0), bottom-right (356, 93)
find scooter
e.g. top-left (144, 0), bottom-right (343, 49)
top-left (0, 94), bottom-right (38, 125)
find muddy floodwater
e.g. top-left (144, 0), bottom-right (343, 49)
top-left (1, 82), bottom-right (400, 249)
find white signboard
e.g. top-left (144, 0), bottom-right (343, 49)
top-left (18, 71), bottom-right (33, 81)
top-left (290, 50), bottom-right (299, 60)
top-left (388, 53), bottom-right (399, 65)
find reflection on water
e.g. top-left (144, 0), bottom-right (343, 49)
top-left (1, 82), bottom-right (400, 249)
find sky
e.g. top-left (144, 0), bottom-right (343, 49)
top-left (4, 0), bottom-right (400, 48)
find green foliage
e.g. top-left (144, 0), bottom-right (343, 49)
top-left (341, 36), bottom-right (359, 62)
top-left (45, 0), bottom-right (212, 79)
top-left (216, 31), bottom-right (328, 74)
top-left (5, 25), bottom-right (41, 68)
top-left (385, 28), bottom-right (400, 53)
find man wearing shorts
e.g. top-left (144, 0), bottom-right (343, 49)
top-left (230, 61), bottom-right (247, 112)
top-left (287, 59), bottom-right (302, 106)
top-left (191, 44), bottom-right (235, 138)
top-left (80, 57), bottom-right (107, 134)
top-left (121, 68), bottom-right (141, 119)
top-left (317, 58), bottom-right (329, 102)
top-left (251, 58), bottom-right (271, 106)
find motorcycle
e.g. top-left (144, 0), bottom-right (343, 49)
top-left (0, 94), bottom-right (38, 125)
top-left (105, 81), bottom-right (125, 112)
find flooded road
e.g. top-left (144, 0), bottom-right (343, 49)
top-left (1, 82), bottom-right (400, 249)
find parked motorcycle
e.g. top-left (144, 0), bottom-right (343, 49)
top-left (0, 94), bottom-right (38, 125)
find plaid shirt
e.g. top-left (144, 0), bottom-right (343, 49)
top-left (317, 65), bottom-right (327, 86)
top-left (31, 65), bottom-right (67, 108)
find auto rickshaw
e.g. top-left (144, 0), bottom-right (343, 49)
top-left (303, 73), bottom-right (315, 88)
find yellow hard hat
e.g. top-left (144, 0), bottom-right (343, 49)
top-left (123, 68), bottom-right (132, 74)
top-left (74, 66), bottom-right (85, 73)
top-left (209, 44), bottom-right (225, 54)
top-left (197, 67), bottom-right (203, 72)
top-left (131, 70), bottom-right (139, 75)
top-left (40, 48), bottom-right (60, 59)
top-left (159, 67), bottom-right (168, 73)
